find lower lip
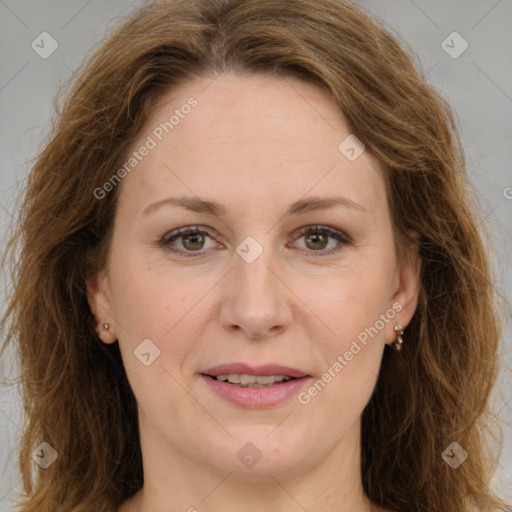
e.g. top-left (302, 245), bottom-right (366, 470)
top-left (200, 374), bottom-right (311, 408)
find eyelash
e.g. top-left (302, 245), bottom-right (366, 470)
top-left (159, 225), bottom-right (351, 258)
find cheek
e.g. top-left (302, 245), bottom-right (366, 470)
top-left (109, 256), bottom-right (216, 371)
top-left (308, 261), bottom-right (394, 340)
top-left (300, 275), bottom-right (389, 423)
top-left (109, 261), bottom-right (205, 416)
top-left (110, 253), bottom-right (186, 333)
top-left (301, 257), bottom-right (394, 408)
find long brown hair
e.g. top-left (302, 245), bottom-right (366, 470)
top-left (1, 0), bottom-right (509, 510)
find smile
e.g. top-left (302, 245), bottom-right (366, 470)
top-left (212, 373), bottom-right (295, 387)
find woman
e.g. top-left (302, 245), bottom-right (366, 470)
top-left (1, 0), bottom-right (509, 511)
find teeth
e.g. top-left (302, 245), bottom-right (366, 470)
top-left (215, 374), bottom-right (292, 386)
top-left (240, 374), bottom-right (255, 385)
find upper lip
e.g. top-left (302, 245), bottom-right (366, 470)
top-left (202, 363), bottom-right (310, 379)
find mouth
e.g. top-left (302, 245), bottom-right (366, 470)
top-left (200, 367), bottom-right (312, 408)
top-left (202, 373), bottom-right (300, 388)
top-left (201, 363), bottom-right (311, 389)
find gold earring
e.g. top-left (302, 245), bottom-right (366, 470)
top-left (392, 324), bottom-right (404, 351)
top-left (103, 322), bottom-right (110, 331)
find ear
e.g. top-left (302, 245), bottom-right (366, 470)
top-left (386, 235), bottom-right (421, 345)
top-left (86, 268), bottom-right (117, 344)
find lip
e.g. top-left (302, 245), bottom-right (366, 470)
top-left (202, 363), bottom-right (309, 379)
top-left (200, 374), bottom-right (312, 408)
top-left (200, 363), bottom-right (312, 408)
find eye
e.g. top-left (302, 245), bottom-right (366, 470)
top-left (160, 226), bottom-right (218, 257)
top-left (159, 224), bottom-right (350, 257)
top-left (290, 225), bottom-right (350, 255)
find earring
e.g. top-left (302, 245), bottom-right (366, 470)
top-left (103, 322), bottom-right (110, 331)
top-left (392, 324), bottom-right (404, 351)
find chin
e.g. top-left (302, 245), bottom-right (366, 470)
top-left (198, 428), bottom-right (310, 480)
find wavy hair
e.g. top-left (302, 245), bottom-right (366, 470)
top-left (1, 0), bottom-right (509, 510)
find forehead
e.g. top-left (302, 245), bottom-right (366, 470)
top-left (117, 72), bottom-right (386, 217)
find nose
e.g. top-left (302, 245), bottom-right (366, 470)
top-left (218, 243), bottom-right (293, 339)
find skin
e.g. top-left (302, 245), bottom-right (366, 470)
top-left (87, 72), bottom-right (420, 512)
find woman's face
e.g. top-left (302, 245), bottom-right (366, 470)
top-left (88, 72), bottom-right (419, 481)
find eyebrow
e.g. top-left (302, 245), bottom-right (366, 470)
top-left (141, 195), bottom-right (367, 217)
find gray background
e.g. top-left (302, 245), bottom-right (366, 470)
top-left (0, 0), bottom-right (511, 509)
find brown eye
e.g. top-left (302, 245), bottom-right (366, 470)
top-left (160, 226), bottom-right (217, 257)
top-left (304, 231), bottom-right (329, 251)
top-left (160, 224), bottom-right (349, 258)
top-left (181, 232), bottom-right (206, 251)
top-left (292, 225), bottom-right (350, 255)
